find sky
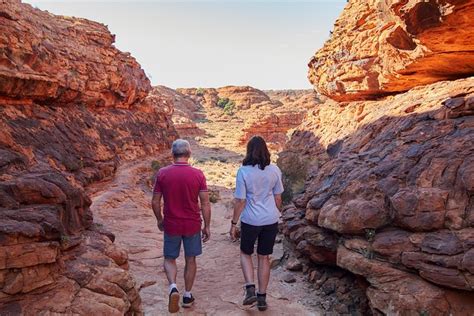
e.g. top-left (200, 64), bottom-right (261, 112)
top-left (23, 0), bottom-right (346, 90)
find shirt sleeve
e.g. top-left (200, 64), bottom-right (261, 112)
top-left (199, 172), bottom-right (208, 192)
top-left (153, 171), bottom-right (162, 194)
top-left (272, 167), bottom-right (284, 195)
top-left (234, 168), bottom-right (246, 199)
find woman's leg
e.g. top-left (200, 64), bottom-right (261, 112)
top-left (240, 222), bottom-right (260, 284)
top-left (240, 252), bottom-right (255, 284)
top-left (256, 222), bottom-right (279, 294)
top-left (257, 254), bottom-right (271, 293)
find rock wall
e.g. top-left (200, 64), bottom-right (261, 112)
top-left (281, 0), bottom-right (474, 314)
top-left (154, 86), bottom-right (205, 137)
top-left (309, 0), bottom-right (474, 101)
top-left (0, 1), bottom-right (177, 314)
top-left (177, 87), bottom-right (317, 151)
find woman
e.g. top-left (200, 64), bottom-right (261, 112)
top-left (230, 136), bottom-right (284, 311)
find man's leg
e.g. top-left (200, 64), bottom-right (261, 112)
top-left (184, 256), bottom-right (197, 292)
top-left (164, 257), bottom-right (178, 285)
top-left (182, 232), bottom-right (202, 307)
top-left (163, 233), bottom-right (181, 313)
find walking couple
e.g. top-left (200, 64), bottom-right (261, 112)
top-left (151, 136), bottom-right (284, 313)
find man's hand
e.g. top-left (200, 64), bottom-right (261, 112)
top-left (229, 225), bottom-right (238, 242)
top-left (202, 226), bottom-right (210, 242)
top-left (157, 219), bottom-right (164, 232)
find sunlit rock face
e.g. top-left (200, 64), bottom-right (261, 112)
top-left (280, 77), bottom-right (474, 314)
top-left (308, 0), bottom-right (474, 101)
top-left (281, 0), bottom-right (474, 313)
top-left (0, 1), bottom-right (177, 314)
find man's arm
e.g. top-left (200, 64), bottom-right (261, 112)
top-left (199, 191), bottom-right (211, 242)
top-left (152, 192), bottom-right (164, 231)
top-left (274, 194), bottom-right (282, 211)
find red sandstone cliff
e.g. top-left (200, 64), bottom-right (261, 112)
top-left (176, 86), bottom-right (317, 151)
top-left (0, 1), bottom-right (177, 314)
top-left (308, 0), bottom-right (474, 101)
top-left (281, 0), bottom-right (474, 314)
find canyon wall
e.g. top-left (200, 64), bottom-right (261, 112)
top-left (177, 86), bottom-right (317, 150)
top-left (0, 1), bottom-right (177, 314)
top-left (281, 0), bottom-right (474, 314)
top-left (308, 0), bottom-right (474, 101)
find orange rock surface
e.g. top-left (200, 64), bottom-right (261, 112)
top-left (308, 0), bottom-right (474, 101)
top-left (175, 86), bottom-right (318, 150)
top-left (0, 1), bottom-right (176, 314)
top-left (281, 0), bottom-right (474, 313)
top-left (280, 77), bottom-right (474, 314)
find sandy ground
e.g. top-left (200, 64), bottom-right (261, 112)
top-left (89, 110), bottom-right (320, 315)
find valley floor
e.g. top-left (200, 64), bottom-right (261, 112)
top-left (89, 112), bottom-right (320, 315)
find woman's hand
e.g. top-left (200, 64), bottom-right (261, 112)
top-left (229, 225), bottom-right (238, 242)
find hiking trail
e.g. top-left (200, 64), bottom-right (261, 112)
top-left (89, 108), bottom-right (320, 315)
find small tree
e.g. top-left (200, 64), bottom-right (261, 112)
top-left (217, 97), bottom-right (235, 115)
top-left (196, 88), bottom-right (205, 96)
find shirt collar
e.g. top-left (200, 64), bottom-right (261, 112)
top-left (173, 162), bottom-right (190, 166)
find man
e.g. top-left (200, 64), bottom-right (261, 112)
top-left (152, 139), bottom-right (211, 313)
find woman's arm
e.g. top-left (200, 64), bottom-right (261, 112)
top-left (232, 198), bottom-right (246, 222)
top-left (274, 194), bottom-right (282, 211)
top-left (230, 198), bottom-right (246, 241)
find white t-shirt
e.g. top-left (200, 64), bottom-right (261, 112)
top-left (234, 164), bottom-right (284, 226)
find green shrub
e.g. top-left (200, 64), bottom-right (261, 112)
top-left (151, 160), bottom-right (162, 171)
top-left (217, 97), bottom-right (235, 115)
top-left (196, 88), bottom-right (205, 96)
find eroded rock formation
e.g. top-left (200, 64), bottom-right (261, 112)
top-left (152, 86), bottom-right (204, 137)
top-left (308, 0), bottom-right (474, 101)
top-left (281, 0), bottom-right (474, 314)
top-left (0, 1), bottom-right (177, 314)
top-left (176, 87), bottom-right (317, 150)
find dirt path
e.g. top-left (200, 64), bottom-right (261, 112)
top-left (89, 112), bottom-right (320, 315)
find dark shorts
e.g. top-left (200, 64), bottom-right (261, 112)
top-left (240, 222), bottom-right (278, 256)
top-left (164, 232), bottom-right (202, 259)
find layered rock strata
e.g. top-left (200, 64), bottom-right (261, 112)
top-left (281, 0), bottom-right (474, 314)
top-left (153, 86), bottom-right (205, 137)
top-left (308, 0), bottom-right (474, 101)
top-left (280, 78), bottom-right (474, 314)
top-left (177, 86), bottom-right (317, 150)
top-left (0, 1), bottom-right (177, 314)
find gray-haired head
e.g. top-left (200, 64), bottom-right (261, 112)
top-left (171, 139), bottom-right (191, 158)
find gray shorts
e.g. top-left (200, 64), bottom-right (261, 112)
top-left (164, 232), bottom-right (202, 259)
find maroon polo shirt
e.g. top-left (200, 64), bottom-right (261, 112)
top-left (153, 162), bottom-right (208, 236)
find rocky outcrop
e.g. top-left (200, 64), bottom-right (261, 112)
top-left (176, 87), bottom-right (317, 150)
top-left (280, 77), bottom-right (474, 314)
top-left (308, 0), bottom-right (474, 101)
top-left (153, 86), bottom-right (205, 137)
top-left (0, 1), bottom-right (177, 314)
top-left (177, 86), bottom-right (275, 110)
top-left (240, 111), bottom-right (306, 151)
top-left (281, 0), bottom-right (474, 313)
top-left (240, 90), bottom-right (319, 151)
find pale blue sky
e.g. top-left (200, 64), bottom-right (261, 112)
top-left (24, 1), bottom-right (346, 89)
